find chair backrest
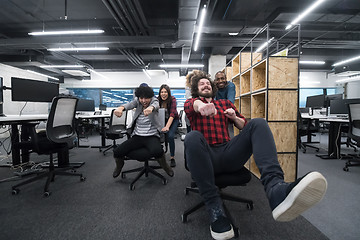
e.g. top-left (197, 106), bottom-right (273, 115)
top-left (46, 95), bottom-right (78, 146)
top-left (109, 109), bottom-right (127, 133)
top-left (347, 103), bottom-right (360, 144)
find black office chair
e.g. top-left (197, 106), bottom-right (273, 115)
top-left (182, 165), bottom-right (254, 238)
top-left (298, 110), bottom-right (320, 153)
top-left (11, 95), bottom-right (86, 197)
top-left (120, 108), bottom-right (168, 190)
top-left (101, 109), bottom-right (127, 155)
top-left (343, 103), bottom-right (360, 171)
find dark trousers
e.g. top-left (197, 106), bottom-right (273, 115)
top-left (184, 118), bottom-right (284, 209)
top-left (113, 135), bottom-right (163, 161)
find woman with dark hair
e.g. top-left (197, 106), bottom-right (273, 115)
top-left (158, 84), bottom-right (179, 167)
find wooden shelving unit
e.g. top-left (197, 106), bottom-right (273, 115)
top-left (229, 51), bottom-right (299, 182)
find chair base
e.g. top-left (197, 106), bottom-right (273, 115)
top-left (182, 187), bottom-right (254, 239)
top-left (299, 141), bottom-right (320, 153)
top-left (343, 155), bottom-right (360, 171)
top-left (121, 160), bottom-right (167, 190)
top-left (11, 165), bottom-right (85, 197)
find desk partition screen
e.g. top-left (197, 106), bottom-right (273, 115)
top-left (11, 77), bottom-right (59, 102)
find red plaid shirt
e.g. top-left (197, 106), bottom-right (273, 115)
top-left (184, 98), bottom-right (247, 145)
top-left (169, 96), bottom-right (179, 119)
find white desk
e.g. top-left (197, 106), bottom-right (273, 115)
top-left (76, 114), bottom-right (111, 148)
top-left (301, 113), bottom-right (349, 159)
top-left (0, 114), bottom-right (48, 166)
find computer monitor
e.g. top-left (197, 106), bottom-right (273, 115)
top-left (306, 94), bottom-right (325, 108)
top-left (330, 98), bottom-right (360, 115)
top-left (11, 77), bottom-right (59, 102)
top-left (324, 94), bottom-right (343, 107)
top-left (76, 99), bottom-right (95, 112)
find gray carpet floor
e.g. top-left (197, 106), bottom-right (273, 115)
top-left (0, 135), bottom-right (332, 240)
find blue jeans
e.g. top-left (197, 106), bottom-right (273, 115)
top-left (184, 118), bottom-right (284, 208)
top-left (167, 118), bottom-right (179, 157)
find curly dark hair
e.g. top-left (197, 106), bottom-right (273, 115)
top-left (158, 84), bottom-right (172, 108)
top-left (190, 70), bottom-right (217, 98)
top-left (135, 85), bottom-right (154, 98)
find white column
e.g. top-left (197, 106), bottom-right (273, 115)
top-left (208, 55), bottom-right (226, 79)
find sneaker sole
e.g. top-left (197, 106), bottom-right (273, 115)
top-left (210, 225), bottom-right (234, 240)
top-left (272, 171), bottom-right (327, 222)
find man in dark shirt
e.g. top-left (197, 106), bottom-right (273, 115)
top-left (184, 71), bottom-right (327, 240)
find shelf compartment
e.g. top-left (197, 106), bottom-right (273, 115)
top-left (267, 90), bottom-right (298, 121)
top-left (240, 52), bottom-right (263, 73)
top-left (246, 153), bottom-right (296, 182)
top-left (240, 70), bottom-right (251, 95)
top-left (232, 54), bottom-right (240, 77)
top-left (240, 96), bottom-right (251, 119)
top-left (251, 91), bottom-right (266, 119)
top-left (268, 122), bottom-right (297, 153)
top-left (225, 66), bottom-right (233, 80)
top-left (268, 57), bottom-right (298, 89)
top-left (252, 59), bottom-right (267, 92)
top-left (232, 75), bottom-right (240, 98)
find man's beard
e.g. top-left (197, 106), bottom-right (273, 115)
top-left (198, 90), bottom-right (213, 98)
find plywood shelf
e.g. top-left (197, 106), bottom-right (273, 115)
top-left (251, 91), bottom-right (266, 119)
top-left (240, 70), bottom-right (251, 95)
top-left (232, 75), bottom-right (240, 98)
top-left (232, 54), bottom-right (240, 77)
top-left (252, 59), bottom-right (266, 92)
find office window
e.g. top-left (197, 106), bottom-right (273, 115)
top-left (102, 89), bottom-right (134, 107)
top-left (68, 88), bottom-right (186, 108)
top-left (299, 88), bottom-right (340, 108)
top-left (69, 89), bottom-right (100, 107)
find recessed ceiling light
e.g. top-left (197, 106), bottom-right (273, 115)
top-left (159, 64), bottom-right (204, 68)
top-left (28, 29), bottom-right (104, 36)
top-left (299, 61), bottom-right (325, 65)
top-left (228, 32), bottom-right (239, 36)
top-left (47, 47), bottom-right (109, 51)
top-left (40, 65), bottom-right (85, 68)
top-left (62, 70), bottom-right (89, 76)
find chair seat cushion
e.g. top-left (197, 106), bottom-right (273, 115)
top-left (215, 167), bottom-right (251, 188)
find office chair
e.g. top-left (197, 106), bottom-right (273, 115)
top-left (182, 166), bottom-right (254, 238)
top-left (298, 110), bottom-right (320, 153)
top-left (343, 103), bottom-right (360, 171)
top-left (101, 109), bottom-right (127, 155)
top-left (120, 108), bottom-right (168, 190)
top-left (12, 95), bottom-right (86, 197)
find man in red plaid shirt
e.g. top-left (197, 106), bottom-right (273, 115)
top-left (184, 71), bottom-right (327, 240)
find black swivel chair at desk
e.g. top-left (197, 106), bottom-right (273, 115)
top-left (298, 110), bottom-right (320, 153)
top-left (120, 108), bottom-right (168, 190)
top-left (101, 109), bottom-right (127, 155)
top-left (12, 95), bottom-right (86, 197)
top-left (181, 160), bottom-right (254, 238)
top-left (343, 103), bottom-right (360, 171)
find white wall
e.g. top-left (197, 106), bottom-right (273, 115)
top-left (208, 55), bottom-right (226, 78)
top-left (0, 63), bottom-right (50, 115)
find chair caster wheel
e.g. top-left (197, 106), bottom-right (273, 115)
top-left (44, 191), bottom-right (51, 197)
top-left (162, 179), bottom-right (168, 185)
top-left (103, 152), bottom-right (106, 156)
top-left (184, 189), bottom-right (189, 195)
top-left (247, 203), bottom-right (254, 210)
top-left (80, 176), bottom-right (86, 181)
top-left (343, 167), bottom-right (349, 172)
top-left (12, 189), bottom-right (19, 195)
top-left (121, 173), bottom-right (126, 179)
top-left (181, 215), bottom-right (187, 223)
top-left (129, 184), bottom-right (135, 190)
